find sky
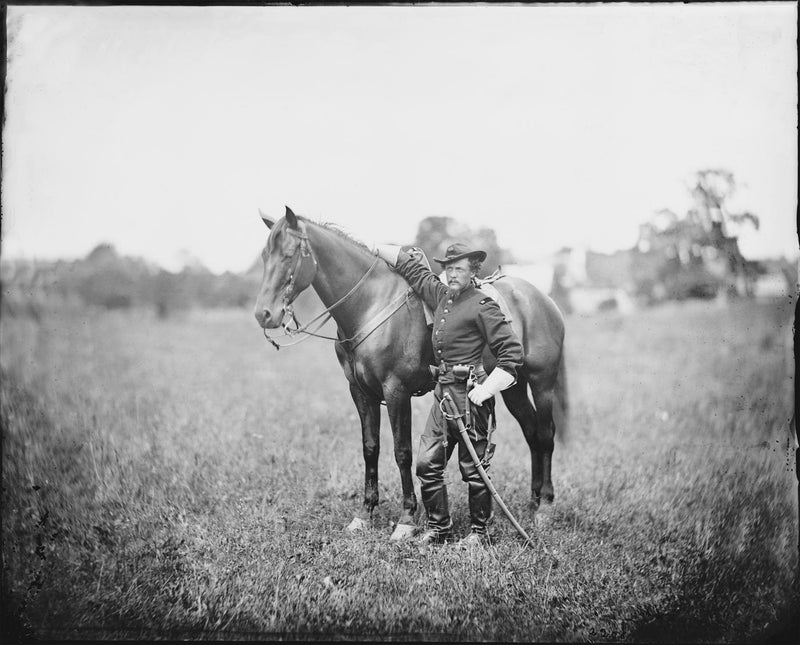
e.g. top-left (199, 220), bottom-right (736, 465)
top-left (2, 3), bottom-right (797, 274)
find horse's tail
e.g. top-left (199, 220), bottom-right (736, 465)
top-left (554, 351), bottom-right (569, 443)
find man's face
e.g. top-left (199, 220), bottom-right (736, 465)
top-left (444, 258), bottom-right (474, 293)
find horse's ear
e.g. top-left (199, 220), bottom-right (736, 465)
top-left (285, 205), bottom-right (299, 229)
top-left (259, 209), bottom-right (275, 229)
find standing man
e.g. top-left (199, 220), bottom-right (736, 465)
top-left (373, 242), bottom-right (524, 546)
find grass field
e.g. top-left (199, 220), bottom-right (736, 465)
top-left (1, 297), bottom-right (798, 641)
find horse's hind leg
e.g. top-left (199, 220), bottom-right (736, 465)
top-left (346, 383), bottom-right (381, 532)
top-left (530, 384), bottom-right (556, 507)
top-left (385, 390), bottom-right (418, 540)
top-left (501, 380), bottom-right (555, 512)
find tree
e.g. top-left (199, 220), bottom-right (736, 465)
top-left (634, 169), bottom-right (761, 302)
top-left (688, 169), bottom-right (760, 236)
top-left (411, 216), bottom-right (512, 278)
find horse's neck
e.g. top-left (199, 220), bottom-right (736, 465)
top-left (306, 224), bottom-right (394, 336)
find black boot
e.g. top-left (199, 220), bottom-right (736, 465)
top-left (419, 481), bottom-right (452, 537)
top-left (417, 523), bottom-right (453, 545)
top-left (468, 480), bottom-right (492, 535)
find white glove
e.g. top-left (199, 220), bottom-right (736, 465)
top-left (468, 367), bottom-right (516, 405)
top-left (373, 244), bottom-right (402, 266)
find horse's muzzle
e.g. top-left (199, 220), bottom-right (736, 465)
top-left (255, 307), bottom-right (283, 329)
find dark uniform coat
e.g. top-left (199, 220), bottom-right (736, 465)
top-left (394, 250), bottom-right (524, 535)
top-left (395, 251), bottom-right (523, 374)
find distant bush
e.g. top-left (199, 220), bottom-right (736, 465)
top-left (152, 270), bottom-right (192, 318)
top-left (1, 244), bottom-right (260, 317)
top-left (75, 268), bottom-right (137, 309)
top-left (663, 265), bottom-right (722, 300)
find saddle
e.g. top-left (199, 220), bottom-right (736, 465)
top-left (475, 270), bottom-right (514, 324)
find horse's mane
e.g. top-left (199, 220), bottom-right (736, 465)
top-left (298, 215), bottom-right (372, 253)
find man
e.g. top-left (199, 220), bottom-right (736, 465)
top-left (373, 242), bottom-right (524, 546)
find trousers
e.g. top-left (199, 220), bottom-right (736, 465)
top-left (416, 381), bottom-right (493, 534)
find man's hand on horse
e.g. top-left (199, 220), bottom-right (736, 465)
top-left (468, 367), bottom-right (516, 405)
top-left (372, 244), bottom-right (402, 266)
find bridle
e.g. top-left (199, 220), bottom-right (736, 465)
top-left (261, 224), bottom-right (381, 350)
top-left (280, 227), bottom-right (318, 326)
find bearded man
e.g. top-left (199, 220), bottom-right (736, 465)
top-left (373, 242), bottom-right (524, 546)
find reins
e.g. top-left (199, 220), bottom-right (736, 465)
top-left (261, 228), bottom-right (383, 350)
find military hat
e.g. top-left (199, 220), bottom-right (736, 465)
top-left (433, 242), bottom-right (487, 266)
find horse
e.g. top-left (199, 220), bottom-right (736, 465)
top-left (254, 206), bottom-right (567, 540)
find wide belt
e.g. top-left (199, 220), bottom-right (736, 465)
top-left (429, 362), bottom-right (486, 384)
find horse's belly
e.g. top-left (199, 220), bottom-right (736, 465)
top-left (349, 325), bottom-right (432, 397)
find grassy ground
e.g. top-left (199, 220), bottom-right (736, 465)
top-left (1, 298), bottom-right (797, 641)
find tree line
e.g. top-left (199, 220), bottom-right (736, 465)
top-left (1, 243), bottom-right (259, 320)
top-left (2, 169), bottom-right (791, 321)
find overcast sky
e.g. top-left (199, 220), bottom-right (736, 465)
top-left (3, 3), bottom-right (797, 273)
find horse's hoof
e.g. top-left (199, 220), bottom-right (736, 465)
top-left (389, 523), bottom-right (417, 541)
top-left (345, 517), bottom-right (369, 532)
top-left (534, 505), bottom-right (553, 529)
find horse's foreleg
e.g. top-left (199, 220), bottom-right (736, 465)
top-left (347, 383), bottom-right (381, 531)
top-left (385, 392), bottom-right (418, 540)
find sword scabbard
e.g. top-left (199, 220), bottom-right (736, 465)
top-left (440, 393), bottom-right (555, 561)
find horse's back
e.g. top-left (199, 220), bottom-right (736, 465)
top-left (484, 276), bottom-right (564, 378)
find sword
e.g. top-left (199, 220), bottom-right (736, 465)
top-left (441, 392), bottom-right (557, 563)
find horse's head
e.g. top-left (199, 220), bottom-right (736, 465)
top-left (254, 206), bottom-right (318, 329)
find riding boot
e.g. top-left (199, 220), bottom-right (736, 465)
top-left (420, 482), bottom-right (452, 534)
top-left (468, 480), bottom-right (492, 534)
top-left (416, 387), bottom-right (453, 532)
top-left (457, 397), bottom-right (493, 535)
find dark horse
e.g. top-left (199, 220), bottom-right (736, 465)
top-left (254, 207), bottom-right (566, 540)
